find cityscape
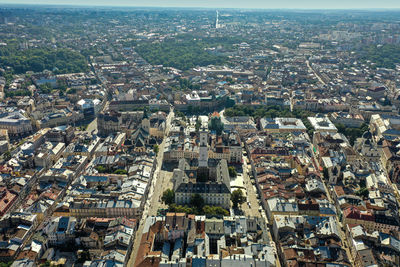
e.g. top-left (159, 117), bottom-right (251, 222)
top-left (0, 3), bottom-right (400, 267)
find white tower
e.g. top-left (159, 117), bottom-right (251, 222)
top-left (199, 127), bottom-right (208, 167)
top-left (215, 11), bottom-right (220, 29)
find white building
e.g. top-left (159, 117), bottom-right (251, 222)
top-left (308, 115), bottom-right (337, 132)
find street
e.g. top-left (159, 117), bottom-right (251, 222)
top-left (310, 144), bottom-right (354, 265)
top-left (86, 117), bottom-right (98, 135)
top-left (240, 154), bottom-right (263, 218)
top-left (239, 152), bottom-right (280, 267)
top-left (306, 60), bottom-right (326, 86)
top-left (127, 108), bottom-right (174, 266)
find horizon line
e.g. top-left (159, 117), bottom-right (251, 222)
top-left (1, 3), bottom-right (400, 11)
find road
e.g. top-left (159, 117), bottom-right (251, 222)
top-left (310, 144), bottom-right (354, 265)
top-left (240, 154), bottom-right (263, 218)
top-left (241, 152), bottom-right (281, 267)
top-left (306, 60), bottom-right (326, 86)
top-left (86, 118), bottom-right (98, 135)
top-left (127, 108), bottom-right (174, 267)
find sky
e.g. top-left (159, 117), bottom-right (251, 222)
top-left (0, 0), bottom-right (400, 9)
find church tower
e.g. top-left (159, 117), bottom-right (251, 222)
top-left (141, 109), bottom-right (150, 133)
top-left (199, 127), bottom-right (208, 167)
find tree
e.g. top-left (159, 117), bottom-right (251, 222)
top-left (134, 36), bottom-right (232, 71)
top-left (190, 193), bottom-right (205, 211)
top-left (40, 261), bottom-right (51, 267)
top-left (228, 166), bottom-right (237, 178)
top-left (195, 117), bottom-right (202, 132)
top-left (322, 167), bottom-right (329, 181)
top-left (355, 187), bottom-right (369, 198)
top-left (335, 123), bottom-right (369, 145)
top-left (95, 165), bottom-right (107, 173)
top-left (208, 116), bottom-right (224, 135)
top-left (231, 189), bottom-right (246, 209)
top-left (162, 189), bottom-right (175, 205)
top-left (96, 185), bottom-right (104, 192)
top-left (0, 262), bottom-right (13, 267)
top-left (113, 169), bottom-right (128, 175)
top-left (0, 47), bottom-right (88, 74)
top-left (203, 205), bottom-right (229, 216)
top-left (3, 151), bottom-right (11, 161)
top-left (153, 144), bottom-right (159, 155)
top-left (77, 250), bottom-right (91, 263)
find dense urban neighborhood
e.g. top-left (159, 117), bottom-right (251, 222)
top-left (0, 5), bottom-right (400, 267)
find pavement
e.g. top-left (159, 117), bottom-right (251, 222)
top-left (86, 118), bottom-right (98, 135)
top-left (240, 154), bottom-right (263, 218)
top-left (127, 108), bottom-right (174, 267)
top-left (310, 144), bottom-right (354, 265)
top-left (306, 60), bottom-right (326, 85)
top-left (240, 153), bottom-right (281, 267)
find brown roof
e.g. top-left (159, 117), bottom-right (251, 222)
top-left (283, 248), bottom-right (298, 260)
top-left (16, 250), bottom-right (37, 260)
top-left (334, 186), bottom-right (345, 197)
top-left (134, 221), bottom-right (164, 267)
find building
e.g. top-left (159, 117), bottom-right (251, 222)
top-left (69, 200), bottom-right (140, 219)
top-left (135, 214), bottom-right (275, 267)
top-left (77, 99), bottom-right (102, 119)
top-left (260, 117), bottom-right (307, 135)
top-left (37, 108), bottom-right (83, 129)
top-left (44, 217), bottom-right (76, 246)
top-left (308, 115), bottom-right (338, 132)
top-left (0, 188), bottom-right (18, 216)
top-left (173, 128), bottom-right (231, 209)
top-left (0, 111), bottom-right (32, 139)
top-left (330, 112), bottom-right (364, 128)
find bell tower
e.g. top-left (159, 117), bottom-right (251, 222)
top-left (199, 127), bottom-right (208, 167)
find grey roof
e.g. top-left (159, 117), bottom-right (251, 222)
top-left (176, 183), bottom-right (230, 194)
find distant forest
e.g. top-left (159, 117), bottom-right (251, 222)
top-left (135, 35), bottom-right (241, 70)
top-left (360, 44), bottom-right (400, 69)
top-left (0, 41), bottom-right (88, 74)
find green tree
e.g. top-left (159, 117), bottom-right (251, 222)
top-left (40, 261), bottom-right (51, 267)
top-left (0, 262), bottom-right (13, 267)
top-left (203, 205), bottom-right (229, 216)
top-left (208, 116), bottom-right (224, 135)
top-left (335, 123), bottom-right (369, 145)
top-left (153, 144), bottom-right (159, 155)
top-left (195, 117), bottom-right (202, 132)
top-left (231, 189), bottom-right (246, 209)
top-left (77, 250), bottom-right (91, 263)
top-left (3, 151), bottom-right (11, 161)
top-left (355, 187), bottom-right (369, 198)
top-left (190, 193), bottom-right (205, 211)
top-left (113, 169), bottom-right (128, 175)
top-left (161, 189), bottom-right (175, 205)
top-left (95, 165), bottom-right (107, 173)
top-left (56, 79), bottom-right (68, 91)
top-left (0, 47), bottom-right (88, 74)
top-left (134, 36), bottom-right (234, 71)
top-left (228, 166), bottom-right (237, 178)
top-left (322, 167), bottom-right (329, 181)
